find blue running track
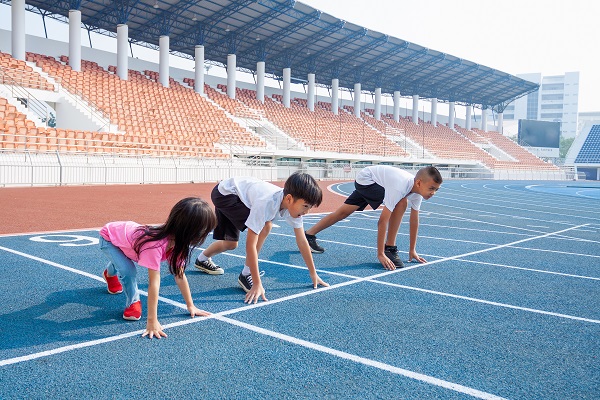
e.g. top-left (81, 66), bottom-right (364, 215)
top-left (1, 180), bottom-right (599, 399)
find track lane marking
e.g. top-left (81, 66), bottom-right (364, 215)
top-left (0, 222), bottom-right (592, 400)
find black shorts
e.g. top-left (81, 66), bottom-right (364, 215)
top-left (210, 184), bottom-right (250, 242)
top-left (344, 181), bottom-right (385, 211)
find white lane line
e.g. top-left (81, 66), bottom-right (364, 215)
top-left (236, 246), bottom-right (600, 282)
top-left (0, 221), bottom-right (593, 400)
top-left (0, 227), bottom-right (102, 238)
top-left (0, 207), bottom-right (338, 239)
top-left (0, 248), bottom-right (509, 399)
top-left (338, 212), bottom-right (598, 244)
top-left (432, 211), bottom-right (550, 234)
top-left (330, 225), bottom-right (499, 246)
top-left (430, 211), bottom-right (600, 243)
top-left (0, 225), bottom-right (591, 370)
top-left (439, 187), bottom-right (600, 216)
top-left (211, 250), bottom-right (600, 324)
top-left (327, 182), bottom-right (352, 197)
top-left (0, 246), bottom-right (104, 281)
top-left (0, 288), bottom-right (505, 400)
top-left (507, 245), bottom-right (600, 259)
top-left (270, 232), bottom-right (382, 251)
top-left (214, 315), bottom-right (508, 400)
top-left (432, 196), bottom-right (600, 224)
top-left (416, 223), bottom-right (535, 237)
top-left (570, 228), bottom-right (598, 233)
top-left (325, 223), bottom-right (591, 271)
top-left (373, 280), bottom-right (600, 324)
top-left (0, 252), bottom-right (508, 399)
top-left (575, 189), bottom-right (600, 200)
top-left (457, 259), bottom-right (600, 281)
top-left (0, 329), bottom-right (145, 367)
top-left (275, 222), bottom-right (600, 258)
top-left (0, 246), bottom-right (179, 306)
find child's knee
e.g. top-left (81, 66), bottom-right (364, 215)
top-left (335, 206), bottom-right (355, 220)
top-left (118, 266), bottom-right (137, 279)
top-left (263, 221), bottom-right (273, 233)
top-left (224, 241), bottom-right (238, 250)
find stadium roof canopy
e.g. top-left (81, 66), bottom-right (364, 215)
top-left (7, 0), bottom-right (539, 109)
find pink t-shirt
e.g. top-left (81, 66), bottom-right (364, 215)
top-left (100, 221), bottom-right (169, 271)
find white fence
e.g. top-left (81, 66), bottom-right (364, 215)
top-left (0, 150), bottom-right (574, 187)
top-left (0, 152), bottom-right (275, 186)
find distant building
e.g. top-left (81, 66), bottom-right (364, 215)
top-left (578, 111), bottom-right (600, 135)
top-left (502, 72), bottom-right (579, 139)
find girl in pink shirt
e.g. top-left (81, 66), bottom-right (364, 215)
top-left (99, 197), bottom-right (216, 339)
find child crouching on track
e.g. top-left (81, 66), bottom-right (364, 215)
top-left (305, 166), bottom-right (442, 270)
top-left (99, 197), bottom-right (217, 339)
top-left (194, 172), bottom-right (329, 303)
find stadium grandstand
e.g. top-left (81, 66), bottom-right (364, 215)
top-left (565, 122), bottom-right (600, 180)
top-left (0, 0), bottom-right (572, 186)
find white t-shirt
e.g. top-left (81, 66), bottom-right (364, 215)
top-left (218, 177), bottom-right (303, 234)
top-left (355, 166), bottom-right (423, 211)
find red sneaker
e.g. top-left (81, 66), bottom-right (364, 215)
top-left (103, 269), bottom-right (123, 294)
top-left (123, 301), bottom-right (142, 321)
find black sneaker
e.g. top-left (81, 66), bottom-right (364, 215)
top-left (238, 271), bottom-right (264, 293)
top-left (305, 232), bottom-right (325, 253)
top-left (384, 245), bottom-right (404, 268)
top-left (194, 257), bottom-right (224, 275)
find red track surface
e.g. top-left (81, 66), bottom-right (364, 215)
top-left (0, 180), bottom-right (348, 235)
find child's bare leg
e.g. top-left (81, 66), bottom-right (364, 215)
top-left (202, 239), bottom-right (238, 257)
top-left (386, 198), bottom-right (408, 246)
top-left (256, 221), bottom-right (272, 253)
top-left (306, 204), bottom-right (360, 235)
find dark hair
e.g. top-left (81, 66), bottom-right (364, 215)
top-left (416, 166), bottom-right (443, 185)
top-left (133, 197), bottom-right (217, 277)
top-left (283, 172), bottom-right (323, 207)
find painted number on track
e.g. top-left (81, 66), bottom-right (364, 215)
top-left (29, 235), bottom-right (99, 247)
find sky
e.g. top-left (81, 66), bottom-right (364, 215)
top-left (300, 0), bottom-right (600, 112)
top-left (0, 0), bottom-right (598, 113)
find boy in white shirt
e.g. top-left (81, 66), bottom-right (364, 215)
top-left (195, 172), bottom-right (329, 303)
top-left (305, 166), bottom-right (442, 270)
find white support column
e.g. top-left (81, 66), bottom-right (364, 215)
top-left (481, 108), bottom-right (488, 132)
top-left (307, 73), bottom-right (315, 111)
top-left (117, 24), bottom-right (128, 80)
top-left (283, 67), bottom-right (291, 108)
top-left (431, 98), bottom-right (438, 126)
top-left (68, 10), bottom-right (81, 72)
top-left (393, 90), bottom-right (400, 122)
top-left (256, 61), bottom-right (265, 103)
top-left (412, 95), bottom-right (419, 125)
top-left (11, 0), bottom-right (25, 60)
top-left (497, 112), bottom-right (503, 134)
top-left (227, 53), bottom-right (236, 99)
top-left (194, 45), bottom-right (204, 94)
top-left (159, 35), bottom-right (170, 87)
top-left (354, 83), bottom-right (361, 118)
top-left (466, 106), bottom-right (472, 130)
top-left (374, 88), bottom-right (382, 120)
top-left (448, 102), bottom-right (455, 130)
top-left (331, 78), bottom-right (339, 115)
